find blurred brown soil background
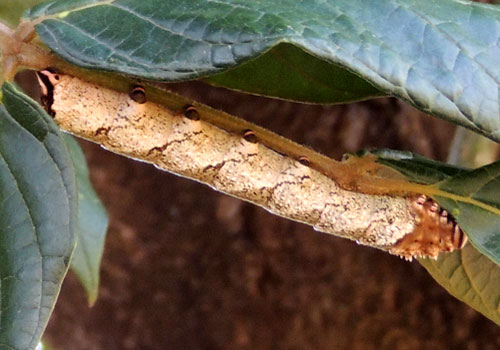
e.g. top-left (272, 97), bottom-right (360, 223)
top-left (40, 79), bottom-right (500, 350)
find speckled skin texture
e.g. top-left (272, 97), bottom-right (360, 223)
top-left (50, 75), bottom-right (418, 251)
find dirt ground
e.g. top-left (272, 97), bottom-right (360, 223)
top-left (40, 79), bottom-right (500, 350)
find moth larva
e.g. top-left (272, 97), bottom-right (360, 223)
top-left (36, 71), bottom-right (467, 260)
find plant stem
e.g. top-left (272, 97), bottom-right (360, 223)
top-left (0, 20), bottom-right (55, 82)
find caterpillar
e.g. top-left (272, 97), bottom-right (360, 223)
top-left (36, 70), bottom-right (467, 260)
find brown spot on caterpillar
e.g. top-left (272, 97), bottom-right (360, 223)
top-left (95, 127), bottom-right (111, 136)
top-left (242, 129), bottom-right (258, 143)
top-left (298, 156), bottom-right (310, 166)
top-left (183, 105), bottom-right (200, 121)
top-left (129, 85), bottom-right (146, 104)
top-left (389, 195), bottom-right (468, 260)
top-left (147, 145), bottom-right (168, 156)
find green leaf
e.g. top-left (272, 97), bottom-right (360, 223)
top-left (205, 43), bottom-right (384, 103)
top-left (0, 0), bottom-right (46, 27)
top-left (27, 0), bottom-right (500, 139)
top-left (419, 244), bottom-right (500, 326)
top-left (64, 135), bottom-right (108, 306)
top-left (0, 82), bottom-right (77, 350)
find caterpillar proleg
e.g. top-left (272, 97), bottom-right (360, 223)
top-left (36, 71), bottom-right (467, 260)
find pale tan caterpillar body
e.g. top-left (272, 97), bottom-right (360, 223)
top-left (36, 71), bottom-right (467, 260)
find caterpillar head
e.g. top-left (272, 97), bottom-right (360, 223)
top-left (390, 195), bottom-right (467, 260)
top-left (36, 69), bottom-right (61, 116)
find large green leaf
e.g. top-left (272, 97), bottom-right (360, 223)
top-left (27, 0), bottom-right (500, 139)
top-left (419, 242), bottom-right (500, 326)
top-left (0, 83), bottom-right (77, 350)
top-left (65, 135), bottom-right (108, 306)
